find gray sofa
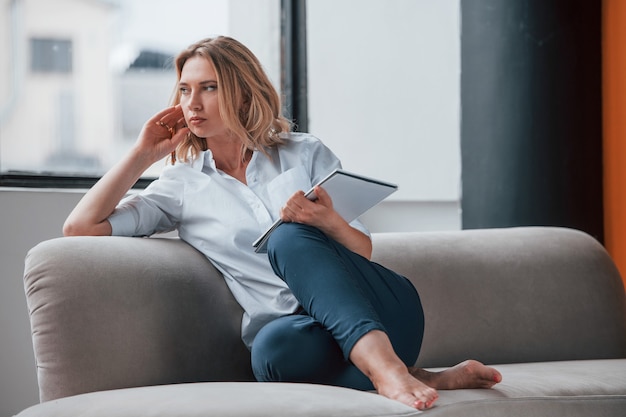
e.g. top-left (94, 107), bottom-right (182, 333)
top-left (16, 227), bottom-right (626, 416)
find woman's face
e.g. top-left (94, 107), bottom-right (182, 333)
top-left (178, 55), bottom-right (229, 139)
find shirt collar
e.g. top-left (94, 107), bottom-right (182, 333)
top-left (195, 149), bottom-right (216, 172)
top-left (195, 148), bottom-right (261, 174)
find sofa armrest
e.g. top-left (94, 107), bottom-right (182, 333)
top-left (24, 236), bottom-right (254, 402)
top-left (372, 227), bottom-right (626, 368)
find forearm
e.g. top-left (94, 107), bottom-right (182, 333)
top-left (317, 212), bottom-right (373, 260)
top-left (63, 148), bottom-right (155, 236)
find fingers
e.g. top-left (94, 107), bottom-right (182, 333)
top-left (280, 189), bottom-right (334, 225)
top-left (152, 104), bottom-right (183, 121)
top-left (148, 105), bottom-right (183, 133)
top-left (280, 191), bottom-right (306, 222)
top-left (171, 125), bottom-right (190, 147)
top-left (156, 108), bottom-right (186, 134)
top-left (137, 106), bottom-right (188, 159)
top-left (156, 117), bottom-right (186, 135)
top-left (312, 186), bottom-right (333, 209)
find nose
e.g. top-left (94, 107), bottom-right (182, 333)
top-left (186, 89), bottom-right (202, 111)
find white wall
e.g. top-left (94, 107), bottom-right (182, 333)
top-left (307, 0), bottom-right (461, 202)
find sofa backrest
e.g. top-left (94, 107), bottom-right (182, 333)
top-left (371, 227), bottom-right (626, 368)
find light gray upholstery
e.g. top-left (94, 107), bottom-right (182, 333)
top-left (17, 227), bottom-right (626, 416)
top-left (23, 236), bottom-right (253, 402)
top-left (372, 228), bottom-right (626, 367)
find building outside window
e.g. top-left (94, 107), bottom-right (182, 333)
top-left (30, 38), bottom-right (73, 73)
top-left (0, 0), bottom-right (280, 182)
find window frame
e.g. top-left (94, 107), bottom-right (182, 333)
top-left (0, 172), bottom-right (153, 189)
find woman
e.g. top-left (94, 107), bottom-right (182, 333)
top-left (64, 36), bottom-right (501, 410)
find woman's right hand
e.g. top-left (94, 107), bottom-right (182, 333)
top-left (135, 105), bottom-right (190, 162)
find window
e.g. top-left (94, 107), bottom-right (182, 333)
top-left (0, 0), bottom-right (281, 187)
top-left (30, 38), bottom-right (73, 73)
top-left (1, 0), bottom-right (460, 197)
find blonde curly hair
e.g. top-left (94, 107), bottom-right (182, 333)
top-left (169, 36), bottom-right (292, 163)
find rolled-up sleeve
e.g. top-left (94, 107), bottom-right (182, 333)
top-left (108, 204), bottom-right (144, 236)
top-left (107, 166), bottom-right (184, 237)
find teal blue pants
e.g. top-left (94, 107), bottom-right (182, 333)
top-left (251, 223), bottom-right (425, 390)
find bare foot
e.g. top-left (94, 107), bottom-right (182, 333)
top-left (371, 363), bottom-right (439, 410)
top-left (410, 360), bottom-right (502, 390)
top-left (349, 331), bottom-right (440, 409)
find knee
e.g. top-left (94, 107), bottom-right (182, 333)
top-left (266, 223), bottom-right (326, 273)
top-left (267, 223), bottom-right (316, 254)
top-left (269, 222), bottom-right (332, 258)
top-left (251, 316), bottom-right (342, 383)
top-left (251, 319), bottom-right (294, 382)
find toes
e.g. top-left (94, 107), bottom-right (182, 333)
top-left (413, 400), bottom-right (427, 410)
top-left (397, 385), bottom-right (438, 410)
top-left (492, 370), bottom-right (503, 383)
top-left (374, 368), bottom-right (440, 409)
top-left (464, 360), bottom-right (502, 387)
top-left (400, 389), bottom-right (438, 410)
top-left (413, 396), bottom-right (437, 410)
top-left (413, 389), bottom-right (438, 409)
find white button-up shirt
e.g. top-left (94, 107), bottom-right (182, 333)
top-left (108, 133), bottom-right (369, 348)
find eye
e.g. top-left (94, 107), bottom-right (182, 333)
top-left (203, 84), bottom-right (217, 92)
top-left (179, 86), bottom-right (189, 95)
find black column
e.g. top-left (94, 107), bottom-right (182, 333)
top-left (281, 0), bottom-right (308, 132)
top-left (460, 0), bottom-right (603, 241)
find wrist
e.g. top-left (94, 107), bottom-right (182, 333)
top-left (317, 210), bottom-right (348, 236)
top-left (126, 145), bottom-right (160, 172)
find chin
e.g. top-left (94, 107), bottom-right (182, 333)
top-left (189, 128), bottom-right (206, 138)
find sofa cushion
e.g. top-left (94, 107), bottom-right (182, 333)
top-left (426, 359), bottom-right (626, 416)
top-left (489, 359), bottom-right (626, 397)
top-left (427, 396), bottom-right (626, 417)
top-left (14, 382), bottom-right (422, 417)
top-left (15, 359), bottom-right (626, 417)
top-left (433, 359), bottom-right (626, 404)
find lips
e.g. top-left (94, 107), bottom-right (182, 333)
top-left (188, 116), bottom-right (206, 125)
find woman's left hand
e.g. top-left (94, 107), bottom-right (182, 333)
top-left (280, 186), bottom-right (373, 259)
top-left (280, 186), bottom-right (337, 229)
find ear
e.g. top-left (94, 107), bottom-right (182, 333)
top-left (239, 96), bottom-right (252, 121)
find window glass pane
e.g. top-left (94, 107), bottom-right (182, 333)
top-left (0, 0), bottom-right (280, 179)
top-left (307, 0), bottom-right (461, 201)
top-left (30, 38), bottom-right (73, 73)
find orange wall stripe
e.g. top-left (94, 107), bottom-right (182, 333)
top-left (603, 0), bottom-right (626, 290)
